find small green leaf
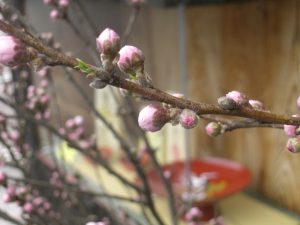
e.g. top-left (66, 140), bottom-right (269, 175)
top-left (75, 58), bottom-right (94, 75)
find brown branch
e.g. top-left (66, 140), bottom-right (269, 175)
top-left (0, 19), bottom-right (298, 127)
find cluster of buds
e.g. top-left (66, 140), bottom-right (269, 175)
top-left (25, 84), bottom-right (51, 120)
top-left (0, 180), bottom-right (56, 217)
top-left (0, 35), bottom-right (37, 67)
top-left (43, 0), bottom-right (70, 20)
top-left (284, 99), bottom-right (300, 153)
top-left (95, 28), bottom-right (152, 89)
top-left (218, 90), bottom-right (267, 112)
top-left (59, 115), bottom-right (95, 150)
top-left (138, 94), bottom-right (199, 132)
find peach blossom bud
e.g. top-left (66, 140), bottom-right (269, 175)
top-left (33, 197), bottom-right (43, 206)
top-left (58, 0), bottom-right (69, 8)
top-left (217, 96), bottom-right (238, 110)
top-left (50, 10), bottom-right (61, 20)
top-left (73, 115), bottom-right (84, 126)
top-left (65, 119), bottom-right (75, 129)
top-left (23, 202), bottom-right (33, 213)
top-left (179, 109), bottom-right (199, 129)
top-left (286, 137), bottom-right (300, 153)
top-left (117, 45), bottom-right (145, 74)
top-left (6, 186), bottom-right (16, 196)
top-left (3, 193), bottom-right (12, 202)
top-left (283, 125), bottom-right (297, 137)
top-left (40, 79), bottom-right (49, 88)
top-left (43, 0), bottom-right (53, 5)
top-left (226, 90), bottom-right (248, 106)
top-left (138, 104), bottom-right (170, 132)
top-left (185, 207), bottom-right (203, 221)
top-left (0, 36), bottom-right (36, 66)
top-left (40, 95), bottom-right (49, 105)
top-left (43, 110), bottom-right (51, 120)
top-left (249, 99), bottom-right (265, 111)
top-left (163, 170), bottom-right (171, 179)
top-left (96, 28), bottom-right (120, 58)
top-left (58, 128), bottom-right (66, 136)
top-left (205, 122), bottom-right (222, 137)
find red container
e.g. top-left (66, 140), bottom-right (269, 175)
top-left (147, 157), bottom-right (252, 221)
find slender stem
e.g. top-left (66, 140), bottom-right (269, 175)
top-left (64, 70), bottom-right (165, 225)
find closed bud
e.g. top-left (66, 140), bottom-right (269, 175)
top-left (226, 90), bottom-right (248, 106)
top-left (179, 109), bottom-right (199, 129)
top-left (58, 0), bottom-right (69, 8)
top-left (286, 137), bottom-right (300, 153)
top-left (283, 125), bottom-right (297, 138)
top-left (0, 36), bottom-right (37, 66)
top-left (205, 122), bottom-right (222, 137)
top-left (50, 10), bottom-right (61, 20)
top-left (217, 96), bottom-right (238, 110)
top-left (138, 104), bottom-right (170, 132)
top-left (117, 45), bottom-right (145, 74)
top-left (23, 202), bottom-right (34, 213)
top-left (96, 28), bottom-right (120, 59)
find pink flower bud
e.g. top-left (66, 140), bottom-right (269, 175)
top-left (43, 110), bottom-right (51, 120)
top-left (23, 202), bottom-right (33, 213)
top-left (33, 197), bottom-right (43, 206)
top-left (58, 128), bottom-right (66, 136)
top-left (283, 125), bottom-right (297, 137)
top-left (73, 115), bottom-right (84, 126)
top-left (205, 122), bottom-right (222, 137)
top-left (96, 28), bottom-right (120, 58)
top-left (6, 186), bottom-right (16, 196)
top-left (185, 207), bottom-right (203, 221)
top-left (40, 79), bottom-right (49, 88)
top-left (50, 10), bottom-right (61, 20)
top-left (43, 0), bottom-right (53, 5)
top-left (138, 104), bottom-right (170, 132)
top-left (0, 36), bottom-right (36, 66)
top-left (65, 119), bottom-right (75, 129)
top-left (286, 137), bottom-right (300, 153)
top-left (179, 109), bottom-right (199, 129)
top-left (58, 0), bottom-right (69, 8)
top-left (40, 94), bottom-right (50, 105)
top-left (9, 130), bottom-right (19, 141)
top-left (117, 45), bottom-right (145, 74)
top-left (3, 193), bottom-right (12, 202)
top-left (226, 91), bottom-right (248, 106)
top-left (249, 99), bottom-right (265, 111)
